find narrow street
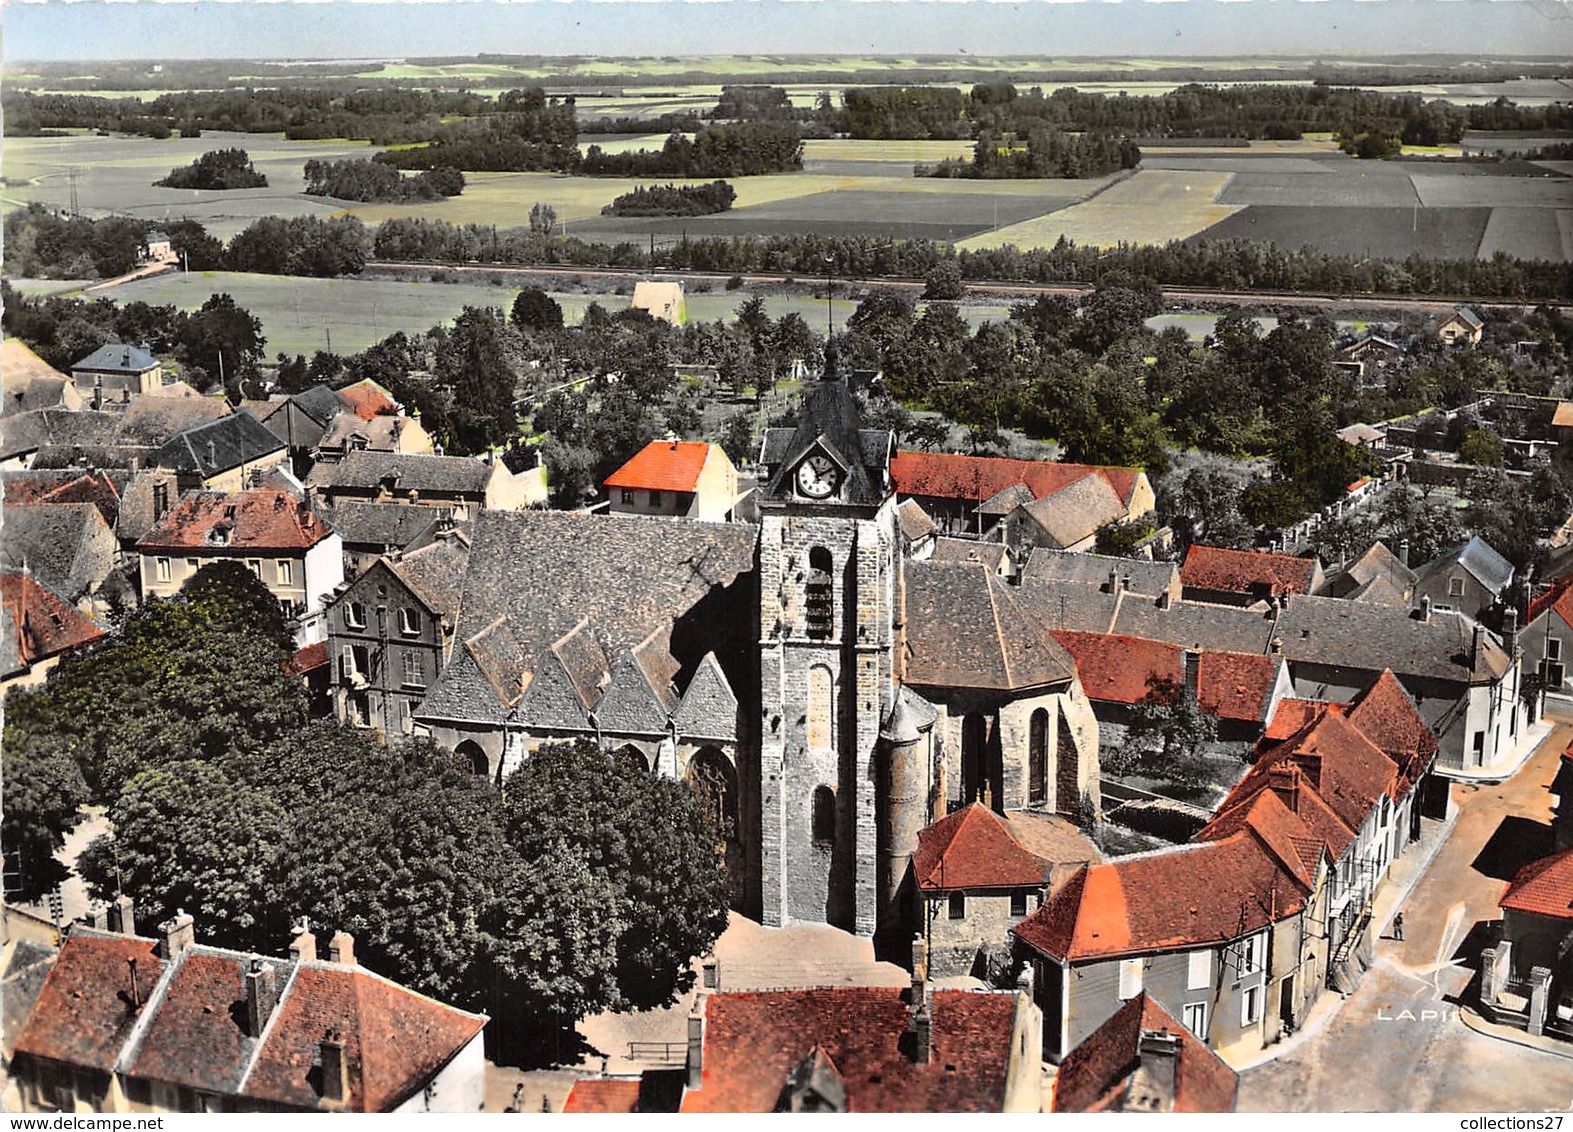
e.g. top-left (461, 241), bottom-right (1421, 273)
top-left (1240, 724), bottom-right (1573, 1112)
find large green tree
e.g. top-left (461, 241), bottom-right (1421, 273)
top-left (436, 305), bottom-right (520, 454)
top-left (1, 730), bottom-right (89, 902)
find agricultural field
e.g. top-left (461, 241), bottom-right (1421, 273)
top-left (1189, 205), bottom-right (1493, 261)
top-left (959, 169), bottom-right (1239, 251)
top-left (2, 130), bottom-right (369, 240)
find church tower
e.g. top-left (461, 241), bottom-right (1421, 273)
top-left (755, 364), bottom-right (899, 936)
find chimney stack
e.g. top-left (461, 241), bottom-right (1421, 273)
top-left (1182, 650), bottom-right (1200, 701)
top-left (909, 1000), bottom-right (933, 1065)
top-left (109, 894), bottom-right (136, 937)
top-left (157, 910), bottom-right (194, 959)
top-left (1418, 596), bottom-right (1432, 623)
top-left (1126, 1029), bottom-right (1181, 1111)
top-left (1399, 539), bottom-right (1411, 568)
top-left (686, 996), bottom-right (706, 1091)
top-left (327, 930), bottom-right (356, 966)
top-left (1107, 568), bottom-right (1119, 594)
top-left (245, 960), bottom-right (280, 1038)
top-left (290, 922), bottom-right (318, 963)
top-left (1157, 589), bottom-right (1172, 611)
top-left (1471, 623), bottom-right (1485, 668)
top-left (319, 1031), bottom-right (349, 1105)
top-left (1504, 606), bottom-right (1520, 655)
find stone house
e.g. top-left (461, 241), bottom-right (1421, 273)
top-left (69, 344), bottom-right (163, 407)
top-left (998, 472), bottom-right (1129, 556)
top-left (137, 489), bottom-right (343, 644)
top-left (1412, 536), bottom-right (1514, 619)
top-left (318, 501), bottom-right (454, 578)
top-left (0, 569), bottom-right (106, 696)
top-left (1050, 993), bottom-right (1239, 1112)
top-left (605, 440), bottom-right (741, 523)
top-left (6, 915), bottom-right (486, 1114)
top-left (1318, 540), bottom-right (1417, 607)
top-left (0, 502), bottom-right (120, 613)
top-left (306, 450), bottom-right (544, 518)
top-left (1480, 846), bottom-right (1573, 1040)
top-left (888, 451), bottom-right (1153, 538)
top-left (1333, 334), bottom-right (1405, 389)
top-left (314, 411), bottom-right (434, 465)
top-left (1180, 545), bottom-right (1324, 608)
top-left (328, 530), bottom-right (469, 743)
top-left (152, 413), bottom-right (287, 493)
top-left (1435, 306), bottom-right (1485, 346)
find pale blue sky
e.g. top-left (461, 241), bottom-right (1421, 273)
top-left (5, 0), bottom-right (1571, 62)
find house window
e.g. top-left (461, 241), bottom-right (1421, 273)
top-left (246, 559), bottom-right (262, 577)
top-left (155, 557), bottom-right (172, 582)
top-left (124, 1077), bottom-right (153, 1106)
top-left (401, 608), bottom-right (422, 635)
top-left (1188, 949), bottom-right (1211, 990)
top-left (1448, 576), bottom-right (1465, 598)
top-left (948, 892), bottom-right (966, 920)
top-left (811, 785), bottom-right (836, 844)
top-left (1238, 933), bottom-right (1264, 978)
top-left (1550, 638), bottom-right (1563, 662)
top-left (1118, 958), bottom-right (1143, 1000)
top-left (340, 644), bottom-right (367, 680)
top-left (1010, 891), bottom-right (1028, 917)
top-left (400, 697), bottom-right (414, 734)
top-left (346, 602), bottom-right (366, 629)
top-left (186, 558), bottom-right (199, 574)
top-left (347, 692), bottom-right (369, 728)
top-left (1182, 1002), bottom-right (1209, 1041)
top-left (806, 547), bottom-right (834, 640)
top-left (277, 559), bottom-right (293, 586)
top-left (621, 489), bottom-right (635, 505)
top-left (402, 651), bottom-right (425, 689)
top-left (649, 490), bottom-right (664, 508)
top-left (1242, 983), bottom-right (1263, 1026)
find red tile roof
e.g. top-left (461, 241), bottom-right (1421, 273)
top-left (679, 988), bottom-right (1018, 1112)
top-left (1014, 830), bottom-right (1309, 963)
top-left (284, 640), bottom-right (329, 677)
top-left (126, 951), bottom-right (260, 1094)
top-left (563, 1079), bottom-right (643, 1113)
top-left (1197, 651), bottom-right (1278, 723)
top-left (1181, 545), bottom-right (1319, 597)
top-left (890, 451), bottom-right (1141, 510)
top-left (604, 440), bottom-right (717, 493)
top-left (1530, 577), bottom-right (1573, 627)
top-left (138, 489), bottom-right (332, 552)
top-left (1196, 787), bottom-right (1326, 888)
top-left (13, 930), bottom-right (166, 1073)
top-left (334, 379), bottom-right (400, 420)
top-left (241, 962), bottom-right (486, 1111)
top-left (2, 471), bottom-right (121, 528)
top-left (1264, 698), bottom-right (1336, 741)
top-left (1052, 994), bottom-right (1238, 1113)
top-left (911, 803), bottom-right (1046, 891)
top-left (1502, 847), bottom-right (1573, 921)
top-left (1347, 669), bottom-right (1439, 792)
top-left (1, 570), bottom-right (106, 667)
top-left (1252, 710), bottom-right (1400, 831)
top-left (1051, 631), bottom-right (1181, 705)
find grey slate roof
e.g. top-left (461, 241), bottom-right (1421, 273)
top-left (2, 375), bottom-right (75, 416)
top-left (387, 535), bottom-right (469, 626)
top-left (292, 385), bottom-right (348, 426)
top-left (896, 498), bottom-right (939, 543)
top-left (930, 538), bottom-right (1008, 572)
top-left (1015, 473), bottom-right (1126, 548)
top-left (1019, 550), bottom-right (1177, 596)
top-left (153, 412), bottom-right (286, 476)
top-left (0, 410), bottom-right (119, 462)
top-left (31, 444), bottom-right (160, 471)
top-left (308, 451), bottom-right (492, 496)
top-left (71, 343), bottom-right (158, 374)
top-left (0, 502), bottom-right (116, 601)
top-left (325, 501), bottom-right (450, 551)
top-left (976, 483), bottom-right (1034, 517)
top-left (1320, 541), bottom-right (1416, 605)
top-left (1414, 536), bottom-right (1513, 596)
top-left (114, 394), bottom-right (231, 448)
top-left (905, 561), bottom-right (1077, 692)
top-left (673, 652), bottom-right (741, 742)
top-left (757, 378), bottom-right (893, 507)
top-left (418, 510), bottom-right (758, 726)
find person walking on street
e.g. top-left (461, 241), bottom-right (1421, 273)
top-left (1393, 912), bottom-right (1405, 941)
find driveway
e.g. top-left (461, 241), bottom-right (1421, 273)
top-left (1239, 724), bottom-right (1573, 1111)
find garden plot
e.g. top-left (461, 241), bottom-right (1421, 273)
top-left (1189, 205), bottom-right (1491, 261)
top-left (1218, 168), bottom-right (1420, 208)
top-left (959, 168), bottom-right (1237, 251)
top-left (1477, 208), bottom-right (1569, 262)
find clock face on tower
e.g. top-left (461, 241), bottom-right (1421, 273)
top-left (795, 453), bottom-right (842, 499)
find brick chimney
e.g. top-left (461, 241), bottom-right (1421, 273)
top-left (1471, 623), bottom-right (1485, 668)
top-left (686, 996), bottom-right (707, 1091)
top-left (1504, 606), bottom-right (1520, 655)
top-left (158, 910), bottom-right (195, 959)
top-left (245, 959), bottom-right (280, 1038)
top-left (290, 923), bottom-right (318, 963)
top-left (327, 930), bottom-right (356, 966)
top-left (108, 894), bottom-right (136, 937)
top-left (1125, 1028), bottom-right (1180, 1111)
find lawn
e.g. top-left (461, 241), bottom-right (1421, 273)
top-left (959, 168), bottom-right (1238, 251)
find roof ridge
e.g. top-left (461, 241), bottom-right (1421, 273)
top-left (114, 942), bottom-right (182, 1075)
top-left (236, 959), bottom-right (303, 1097)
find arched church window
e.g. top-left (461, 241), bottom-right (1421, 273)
top-left (807, 665), bottom-right (834, 751)
top-left (806, 547), bottom-right (833, 640)
top-left (812, 785), bottom-right (836, 845)
top-left (1029, 709), bottom-right (1049, 806)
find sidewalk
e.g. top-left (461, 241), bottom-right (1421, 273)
top-left (1437, 718), bottom-right (1554, 785)
top-left (1228, 801), bottom-right (1461, 1072)
top-left (1459, 1005), bottom-right (1573, 1062)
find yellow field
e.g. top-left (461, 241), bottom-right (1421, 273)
top-left (957, 169), bottom-right (1239, 252)
top-left (803, 138), bottom-right (975, 163)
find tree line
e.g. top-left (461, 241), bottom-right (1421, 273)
top-left (576, 123), bottom-right (804, 177)
top-left (153, 147), bottom-right (268, 190)
top-left (2, 564), bottom-right (729, 1059)
top-left (921, 126), bottom-right (1141, 179)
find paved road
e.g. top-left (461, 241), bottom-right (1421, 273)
top-left (1239, 726), bottom-right (1573, 1112)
